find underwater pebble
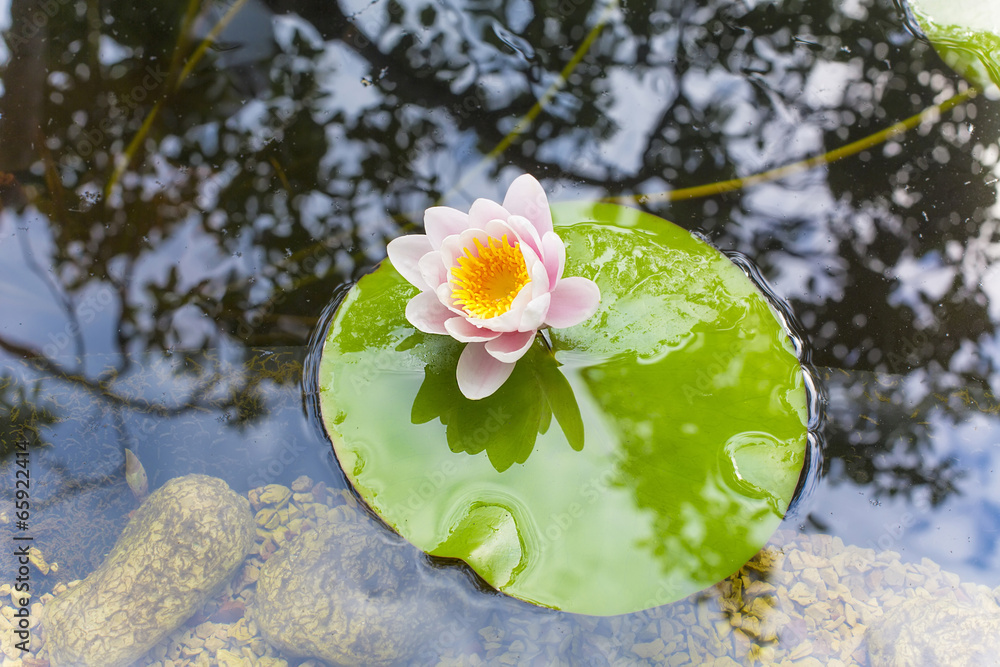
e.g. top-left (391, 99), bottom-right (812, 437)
top-left (256, 484), bottom-right (291, 509)
top-left (632, 637), bottom-right (664, 658)
top-left (866, 593), bottom-right (1000, 667)
top-left (214, 648), bottom-right (244, 667)
top-left (42, 475), bottom-right (255, 667)
top-left (290, 476), bottom-right (312, 493)
top-left (250, 501), bottom-right (439, 666)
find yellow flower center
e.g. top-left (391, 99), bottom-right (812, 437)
top-left (450, 234), bottom-right (530, 319)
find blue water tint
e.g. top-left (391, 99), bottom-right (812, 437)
top-left (811, 367), bottom-right (1000, 581)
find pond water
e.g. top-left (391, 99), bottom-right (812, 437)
top-left (1, 0), bottom-right (999, 663)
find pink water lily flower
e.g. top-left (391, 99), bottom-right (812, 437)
top-left (387, 174), bottom-right (601, 400)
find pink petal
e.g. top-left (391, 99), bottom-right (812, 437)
top-left (545, 277), bottom-right (601, 329)
top-left (505, 214), bottom-right (543, 259)
top-left (468, 198), bottom-right (511, 229)
top-left (485, 330), bottom-right (535, 363)
top-left (457, 342), bottom-right (516, 400)
top-left (540, 231), bottom-right (566, 286)
top-left (404, 291), bottom-right (454, 335)
top-left (516, 293), bottom-right (551, 332)
top-left (418, 250), bottom-right (448, 290)
top-left (436, 281), bottom-right (470, 317)
top-left (424, 206), bottom-right (470, 247)
top-left (483, 219), bottom-right (518, 245)
top-left (521, 243), bottom-right (549, 295)
top-left (387, 234), bottom-right (433, 291)
top-left (502, 174), bottom-right (553, 238)
top-left (444, 317), bottom-right (502, 343)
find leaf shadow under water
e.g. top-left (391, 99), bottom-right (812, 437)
top-left (409, 335), bottom-right (584, 472)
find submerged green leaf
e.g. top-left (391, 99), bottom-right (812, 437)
top-left (429, 503), bottom-right (523, 588)
top-left (319, 202), bottom-right (808, 615)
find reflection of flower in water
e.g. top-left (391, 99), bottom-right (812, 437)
top-left (387, 174), bottom-right (600, 399)
top-left (410, 333), bottom-right (584, 472)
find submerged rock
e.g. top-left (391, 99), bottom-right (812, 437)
top-left (866, 592), bottom-right (1000, 667)
top-left (44, 474), bottom-right (255, 667)
top-left (250, 502), bottom-right (437, 666)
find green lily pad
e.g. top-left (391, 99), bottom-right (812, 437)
top-left (905, 0), bottom-right (1000, 92)
top-left (318, 202), bottom-right (808, 615)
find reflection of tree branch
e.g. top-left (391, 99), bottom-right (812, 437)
top-left (0, 334), bottom-right (226, 417)
top-left (106, 0), bottom-right (251, 196)
top-left (610, 88), bottom-right (977, 204)
top-left (108, 265), bottom-right (135, 380)
top-left (38, 136), bottom-right (71, 228)
top-left (268, 0), bottom-right (509, 131)
top-left (0, 380), bottom-right (112, 498)
top-left (0, 0), bottom-right (47, 172)
top-left (446, 0), bottom-right (620, 197)
top-left (17, 232), bottom-right (86, 361)
top-left (264, 0), bottom-right (614, 188)
top-left (819, 368), bottom-right (986, 506)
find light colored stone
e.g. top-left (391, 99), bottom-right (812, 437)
top-left (43, 475), bottom-right (254, 667)
top-left (866, 593), bottom-right (1000, 667)
top-left (257, 484), bottom-right (291, 508)
top-left (250, 504), bottom-right (442, 666)
top-left (216, 648), bottom-right (246, 667)
top-left (632, 638), bottom-right (664, 658)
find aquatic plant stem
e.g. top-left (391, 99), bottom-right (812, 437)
top-left (443, 0), bottom-right (620, 202)
top-left (104, 0), bottom-right (250, 199)
top-left (604, 86), bottom-right (977, 205)
top-left (174, 0), bottom-right (250, 91)
top-left (105, 98), bottom-right (164, 199)
top-left (168, 0), bottom-right (207, 84)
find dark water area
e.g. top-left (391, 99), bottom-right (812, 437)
top-left (1, 0), bottom-right (999, 661)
